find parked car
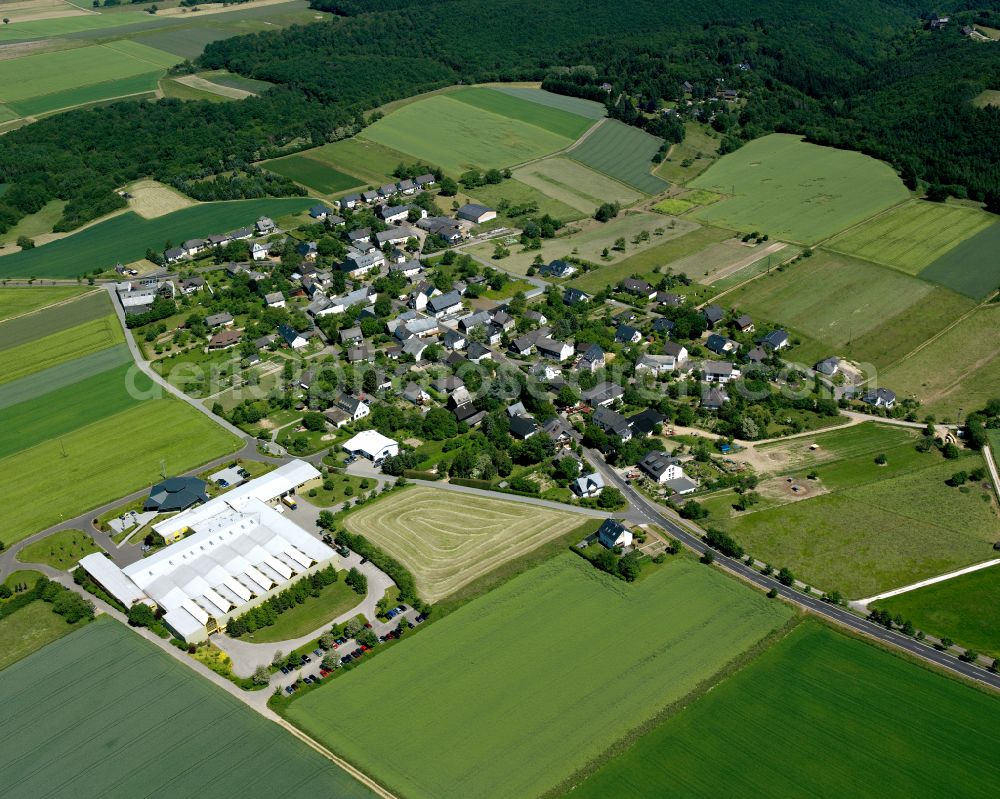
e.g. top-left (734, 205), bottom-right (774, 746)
top-left (301, 654), bottom-right (312, 663)
top-left (285, 686), bottom-right (295, 695)
top-left (280, 666), bottom-right (289, 674)
top-left (394, 605), bottom-right (407, 613)
top-left (313, 648), bottom-right (323, 657)
top-left (336, 545), bottom-right (350, 558)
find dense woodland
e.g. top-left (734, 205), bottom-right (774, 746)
top-left (1, 0), bottom-right (999, 234)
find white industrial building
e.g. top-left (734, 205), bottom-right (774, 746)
top-left (342, 430), bottom-right (399, 463)
top-left (79, 460), bottom-right (337, 643)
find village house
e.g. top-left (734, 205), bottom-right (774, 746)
top-left (583, 382), bottom-right (625, 408)
top-left (592, 406), bottom-right (632, 441)
top-left (208, 330), bottom-right (242, 351)
top-left (264, 291), bottom-right (285, 309)
top-left (702, 361), bottom-right (739, 384)
top-left (597, 519), bottom-right (632, 549)
top-left (571, 472), bottom-right (605, 498)
top-left (456, 203), bottom-right (497, 224)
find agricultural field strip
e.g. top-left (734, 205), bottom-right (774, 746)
top-left (263, 153), bottom-right (364, 194)
top-left (860, 558), bottom-right (1000, 605)
top-left (0, 314), bottom-right (123, 385)
top-left (449, 87), bottom-right (595, 139)
top-left (489, 85), bottom-right (606, 118)
top-left (0, 289), bottom-right (110, 351)
top-left (10, 71), bottom-right (162, 117)
top-left (512, 156), bottom-right (642, 213)
top-left (0, 286), bottom-right (90, 321)
top-left (567, 119), bottom-right (669, 195)
top-left (0, 344), bottom-right (131, 410)
top-left (0, 619), bottom-right (375, 798)
top-left (918, 220), bottom-right (1000, 300)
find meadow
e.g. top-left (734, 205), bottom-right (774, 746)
top-left (877, 566), bottom-right (1000, 658)
top-left (125, 178), bottom-right (196, 218)
top-left (17, 529), bottom-right (99, 571)
top-left (512, 156), bottom-right (642, 213)
top-left (0, 618), bottom-right (376, 797)
top-left (568, 119), bottom-right (669, 194)
top-left (0, 600), bottom-right (89, 672)
top-left (564, 622), bottom-right (1000, 798)
top-left (0, 314), bottom-right (123, 385)
top-left (919, 220), bottom-right (1000, 299)
top-left (689, 134), bottom-right (909, 244)
top-left (653, 121), bottom-right (721, 184)
top-left (262, 152), bottom-right (363, 194)
top-left (0, 288), bottom-right (109, 350)
top-left (303, 137), bottom-right (414, 186)
top-left (826, 199), bottom-right (994, 274)
top-left (0, 198), bottom-right (312, 278)
top-left (490, 85), bottom-right (606, 118)
top-left (360, 93), bottom-right (576, 174)
top-left (285, 555), bottom-right (792, 799)
top-left (708, 448), bottom-right (997, 598)
top-left (468, 211), bottom-right (698, 276)
top-left (0, 398), bottom-right (240, 545)
top-left (465, 176), bottom-right (583, 223)
top-left (343, 486), bottom-right (590, 602)
top-left (881, 305), bottom-right (1000, 416)
top-left (0, 286), bottom-right (89, 321)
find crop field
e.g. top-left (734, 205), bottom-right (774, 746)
top-left (0, 315), bottom-right (122, 385)
top-left (827, 200), bottom-right (994, 274)
top-left (0, 398), bottom-right (240, 545)
top-left (919, 220), bottom-right (1000, 299)
top-left (0, 286), bottom-right (89, 321)
top-left (0, 600), bottom-right (88, 672)
top-left (0, 362), bottom-right (150, 458)
top-left (565, 622), bottom-right (1000, 798)
top-left (125, 178), bottom-right (196, 218)
top-left (200, 70), bottom-right (275, 94)
top-left (568, 119), bottom-right (669, 194)
top-left (285, 555), bottom-right (793, 799)
top-left (0, 344), bottom-right (131, 410)
top-left (262, 153), bottom-right (364, 194)
top-left (360, 94), bottom-right (576, 174)
top-left (709, 450), bottom-right (997, 598)
top-left (0, 618), bottom-right (376, 797)
top-left (881, 304), bottom-right (1000, 415)
top-left (449, 87), bottom-right (595, 139)
top-left (513, 156), bottom-right (642, 213)
top-left (301, 137), bottom-right (413, 186)
top-left (877, 566), bottom-right (1000, 658)
top-left (0, 198), bottom-right (312, 278)
top-left (468, 211), bottom-right (698, 276)
top-left (343, 486), bottom-right (588, 602)
top-left (0, 40), bottom-right (180, 115)
top-left (465, 176), bottom-right (583, 222)
top-left (654, 121), bottom-right (721, 184)
top-left (0, 9), bottom-right (149, 41)
top-left (11, 70), bottom-right (161, 117)
top-left (0, 289), bottom-right (109, 350)
top-left (489, 85), bottom-right (606, 118)
top-left (722, 250), bottom-right (953, 368)
top-left (690, 134), bottom-right (909, 244)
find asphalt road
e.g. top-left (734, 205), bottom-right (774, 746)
top-left (584, 447), bottom-right (1000, 693)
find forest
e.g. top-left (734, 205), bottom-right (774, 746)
top-left (0, 0), bottom-right (998, 234)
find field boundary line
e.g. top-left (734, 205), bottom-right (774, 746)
top-left (0, 288), bottom-right (101, 327)
top-left (697, 241), bottom-right (802, 308)
top-left (855, 558), bottom-right (1000, 607)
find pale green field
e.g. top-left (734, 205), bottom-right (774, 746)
top-left (0, 315), bottom-right (123, 385)
top-left (467, 212), bottom-right (698, 275)
top-left (512, 156), bottom-right (642, 213)
top-left (827, 200), bottom-right (995, 274)
top-left (0, 286), bottom-right (88, 321)
top-left (690, 134), bottom-right (909, 244)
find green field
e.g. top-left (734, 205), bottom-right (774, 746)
top-left (247, 578), bottom-right (361, 643)
top-left (722, 250), bottom-right (967, 368)
top-left (0, 362), bottom-right (150, 458)
top-left (0, 40), bottom-right (179, 109)
top-left (449, 87), bottom-right (595, 139)
top-left (0, 198), bottom-right (312, 278)
top-left (877, 566), bottom-right (1000, 659)
top-left (465, 176), bottom-right (584, 222)
top-left (881, 304), bottom-right (1000, 415)
top-left (919, 220), bottom-right (1000, 299)
top-left (652, 197), bottom-right (695, 215)
top-left (690, 134), bottom-right (910, 244)
top-left (295, 137), bottom-right (414, 186)
top-left (490, 85), bottom-right (606, 118)
top-left (0, 289), bottom-right (109, 351)
top-left (0, 344), bottom-right (131, 410)
top-left (200, 70), bottom-right (275, 94)
top-left (10, 70), bottom-right (162, 117)
top-left (0, 600), bottom-right (89, 672)
top-left (285, 555), bottom-right (792, 799)
top-left (827, 200), bottom-right (994, 274)
top-left (0, 618), bottom-right (376, 797)
top-left (654, 121), bottom-right (722, 184)
top-left (360, 94), bottom-right (574, 174)
top-left (568, 119), bottom-right (668, 194)
top-left (0, 286), bottom-right (89, 321)
top-left (512, 156), bottom-right (642, 213)
top-left (0, 198), bottom-right (66, 247)
top-left (17, 529), bottom-right (100, 571)
top-left (0, 399), bottom-right (240, 546)
top-left (708, 439), bottom-right (997, 598)
top-left (468, 211), bottom-right (698, 276)
top-left (263, 153), bottom-right (363, 194)
top-left (0, 11), bottom-right (151, 41)
top-left (0, 315), bottom-right (123, 385)
top-left (566, 622), bottom-right (1000, 798)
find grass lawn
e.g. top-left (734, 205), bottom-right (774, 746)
top-left (514, 156), bottom-right (643, 214)
top-left (361, 94), bottom-right (573, 174)
top-left (262, 153), bottom-right (364, 195)
top-left (285, 554), bottom-right (792, 799)
top-left (654, 121), bottom-right (722, 184)
top-left (489, 85), bottom-right (606, 119)
top-left (826, 199), bottom-right (994, 274)
top-left (300, 474), bottom-right (369, 507)
top-left (467, 211), bottom-right (698, 276)
top-left (877, 565), bottom-right (1000, 659)
top-left (0, 314), bottom-right (123, 385)
top-left (568, 224), bottom-right (733, 293)
top-left (305, 137), bottom-right (417, 186)
top-left (690, 134), bottom-right (909, 244)
top-left (0, 601), bottom-right (89, 672)
top-left (449, 87), bottom-right (594, 139)
top-left (0, 198), bottom-right (313, 279)
top-left (465, 176), bottom-right (584, 222)
top-left (881, 304), bottom-right (1000, 416)
top-left (565, 621), bottom-right (1000, 799)
top-left (0, 398), bottom-right (240, 546)
top-left (0, 286), bottom-right (90, 321)
top-left (244, 578), bottom-right (362, 643)
top-left (343, 486), bottom-right (590, 602)
top-left (568, 119), bottom-right (669, 194)
top-left (0, 289), bottom-right (111, 351)
top-left (4, 569), bottom-right (44, 591)
top-left (0, 618), bottom-right (377, 797)
top-left (919, 220), bottom-right (1000, 300)
top-left (17, 529), bottom-right (100, 571)
top-left (709, 448), bottom-right (998, 598)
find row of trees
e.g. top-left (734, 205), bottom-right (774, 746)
top-left (224, 566), bottom-right (339, 636)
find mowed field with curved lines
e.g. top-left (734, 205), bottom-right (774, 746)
top-left (343, 486), bottom-right (589, 601)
